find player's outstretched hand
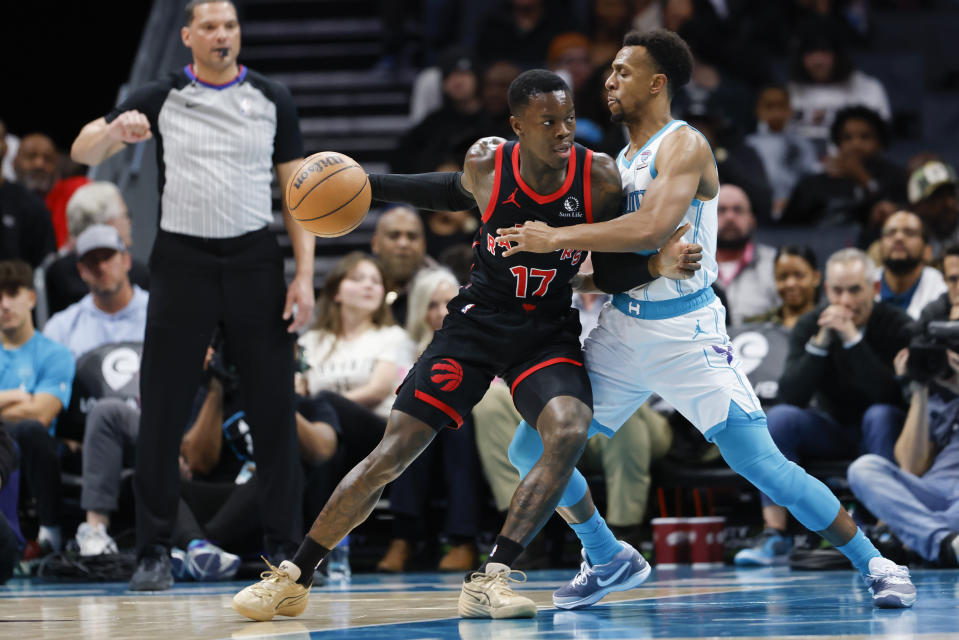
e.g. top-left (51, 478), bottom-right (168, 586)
top-left (108, 110), bottom-right (152, 144)
top-left (497, 220), bottom-right (557, 256)
top-left (652, 223), bottom-right (702, 280)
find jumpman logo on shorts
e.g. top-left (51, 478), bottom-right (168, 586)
top-left (691, 320), bottom-right (705, 340)
top-left (501, 188), bottom-right (521, 208)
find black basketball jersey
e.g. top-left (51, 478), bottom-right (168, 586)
top-left (467, 140), bottom-right (594, 314)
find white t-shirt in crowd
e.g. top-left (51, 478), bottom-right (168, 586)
top-left (298, 325), bottom-right (415, 419)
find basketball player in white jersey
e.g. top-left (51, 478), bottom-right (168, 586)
top-left (498, 28), bottom-right (916, 610)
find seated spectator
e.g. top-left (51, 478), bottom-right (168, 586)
top-left (298, 252), bottom-right (414, 420)
top-left (744, 85), bottom-right (819, 220)
top-left (481, 60), bottom-right (522, 142)
top-left (876, 210), bottom-right (946, 320)
top-left (0, 260), bottom-right (74, 555)
top-left (45, 181), bottom-right (150, 315)
top-left (371, 206), bottom-right (437, 326)
top-left (684, 111), bottom-right (772, 222)
top-left (787, 18), bottom-right (891, 153)
top-left (422, 159), bottom-right (479, 261)
top-left (393, 48), bottom-right (490, 175)
top-left (13, 132), bottom-right (88, 249)
top-left (734, 248), bottom-right (912, 566)
top-left (475, 0), bottom-right (571, 69)
top-left (0, 121), bottom-right (56, 268)
top-left (745, 245), bottom-right (821, 330)
top-left (715, 183), bottom-right (779, 325)
top-left (378, 268), bottom-right (482, 572)
top-left (585, 0), bottom-right (631, 68)
top-left (909, 160), bottom-right (959, 259)
top-left (781, 106), bottom-right (908, 227)
top-left (42, 225), bottom-right (148, 358)
top-left (848, 246), bottom-right (959, 568)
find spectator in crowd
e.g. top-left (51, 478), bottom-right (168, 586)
top-left (297, 252), bottom-right (414, 575)
top-left (0, 120), bottom-right (56, 268)
top-left (378, 268), bottom-right (482, 573)
top-left (548, 33), bottom-right (593, 94)
top-left (848, 244), bottom-right (959, 569)
top-left (877, 210), bottom-right (946, 320)
top-left (715, 183), bottom-right (779, 325)
top-left (481, 60), bottom-right (522, 141)
top-left (787, 19), bottom-right (891, 152)
top-left (672, 57), bottom-right (755, 141)
top-left (42, 158), bottom-right (90, 250)
top-left (45, 181), bottom-right (150, 316)
top-left (476, 0), bottom-right (571, 69)
top-left (12, 133), bottom-right (58, 199)
top-left (745, 245), bottom-right (821, 330)
top-left (683, 111), bottom-right (772, 222)
top-left (0, 121), bottom-right (17, 182)
top-left (42, 225), bottom-right (148, 359)
top-left (394, 48), bottom-right (490, 175)
top-left (586, 0), bottom-right (632, 68)
top-left (781, 106), bottom-right (908, 228)
top-left (735, 248), bottom-right (912, 566)
top-left (0, 426), bottom-right (17, 584)
top-left (71, 0), bottom-right (314, 590)
top-left (745, 85), bottom-right (819, 220)
top-left (371, 206), bottom-right (436, 325)
top-left (297, 252), bottom-right (414, 422)
top-left (909, 160), bottom-right (959, 259)
top-left (422, 159), bottom-right (479, 261)
top-left (0, 260), bottom-right (74, 556)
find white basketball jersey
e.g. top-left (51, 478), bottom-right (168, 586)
top-left (616, 120), bottom-right (719, 302)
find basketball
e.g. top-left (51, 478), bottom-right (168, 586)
top-left (286, 151), bottom-right (371, 237)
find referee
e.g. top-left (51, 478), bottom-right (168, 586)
top-left (71, 0), bottom-right (314, 590)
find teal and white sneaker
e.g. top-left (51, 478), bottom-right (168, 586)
top-left (864, 557), bottom-right (916, 608)
top-left (170, 547), bottom-right (190, 580)
top-left (552, 542), bottom-right (651, 610)
top-left (733, 529), bottom-right (792, 566)
top-left (186, 539), bottom-right (241, 581)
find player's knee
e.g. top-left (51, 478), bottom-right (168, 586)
top-left (507, 421), bottom-right (543, 477)
top-left (538, 407), bottom-right (590, 463)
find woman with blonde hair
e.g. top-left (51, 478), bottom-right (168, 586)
top-left (377, 268), bottom-right (483, 573)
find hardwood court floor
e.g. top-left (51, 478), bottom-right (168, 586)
top-left (0, 566), bottom-right (957, 639)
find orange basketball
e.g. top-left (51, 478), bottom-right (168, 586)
top-left (286, 151), bottom-right (371, 237)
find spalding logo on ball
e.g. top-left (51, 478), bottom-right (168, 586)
top-left (286, 151), bottom-right (371, 237)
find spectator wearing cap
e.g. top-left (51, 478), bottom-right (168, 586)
top-left (43, 225), bottom-right (148, 359)
top-left (876, 210), bottom-right (946, 320)
top-left (909, 160), bottom-right (959, 259)
top-left (782, 105), bottom-right (908, 228)
top-left (45, 181), bottom-right (149, 316)
top-left (393, 48), bottom-right (491, 175)
top-left (0, 259), bottom-right (74, 556)
top-left (787, 17), bottom-right (891, 153)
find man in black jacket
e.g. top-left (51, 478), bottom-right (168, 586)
top-left (736, 247), bottom-right (913, 566)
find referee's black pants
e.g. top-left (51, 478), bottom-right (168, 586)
top-left (134, 228), bottom-right (303, 558)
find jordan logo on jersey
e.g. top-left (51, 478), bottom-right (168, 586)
top-left (501, 188), bottom-right (521, 208)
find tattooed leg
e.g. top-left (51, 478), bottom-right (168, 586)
top-left (306, 411), bottom-right (437, 548)
top-left (499, 396), bottom-right (591, 546)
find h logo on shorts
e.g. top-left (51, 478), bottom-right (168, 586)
top-left (430, 358), bottom-right (464, 392)
top-left (711, 344), bottom-right (734, 364)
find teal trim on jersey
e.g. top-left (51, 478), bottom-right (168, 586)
top-left (619, 120), bottom-right (681, 168)
top-left (692, 199), bottom-right (704, 244)
top-left (612, 286), bottom-right (715, 320)
top-left (636, 249), bottom-right (657, 256)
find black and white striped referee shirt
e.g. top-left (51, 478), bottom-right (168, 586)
top-left (105, 64), bottom-right (304, 239)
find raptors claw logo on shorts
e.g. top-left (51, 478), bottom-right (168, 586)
top-left (430, 358), bottom-right (464, 392)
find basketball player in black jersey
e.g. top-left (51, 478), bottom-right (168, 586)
top-left (233, 70), bottom-right (698, 622)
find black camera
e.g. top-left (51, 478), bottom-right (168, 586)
top-left (907, 320), bottom-right (959, 383)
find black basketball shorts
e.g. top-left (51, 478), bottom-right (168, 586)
top-left (394, 293), bottom-right (593, 430)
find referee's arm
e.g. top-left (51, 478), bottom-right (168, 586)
top-left (277, 158), bottom-right (316, 332)
top-left (71, 112), bottom-right (152, 166)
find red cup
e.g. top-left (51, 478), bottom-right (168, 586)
top-left (652, 517), bottom-right (689, 567)
top-left (688, 516), bottom-right (725, 568)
